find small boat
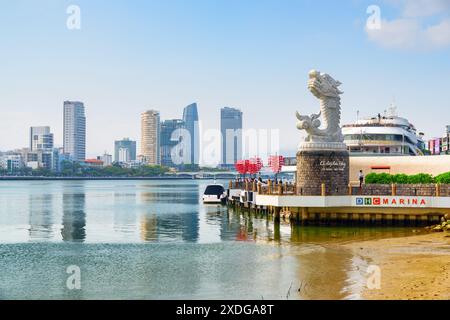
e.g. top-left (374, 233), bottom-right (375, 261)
top-left (202, 184), bottom-right (227, 204)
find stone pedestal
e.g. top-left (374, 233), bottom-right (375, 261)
top-left (296, 149), bottom-right (349, 196)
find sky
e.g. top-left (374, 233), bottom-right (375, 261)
top-left (1, 0), bottom-right (450, 158)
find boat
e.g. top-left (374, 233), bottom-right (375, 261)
top-left (342, 105), bottom-right (426, 156)
top-left (202, 184), bottom-right (227, 204)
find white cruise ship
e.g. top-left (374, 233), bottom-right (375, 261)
top-left (342, 107), bottom-right (426, 156)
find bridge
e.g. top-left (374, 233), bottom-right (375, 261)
top-left (168, 171), bottom-right (239, 179)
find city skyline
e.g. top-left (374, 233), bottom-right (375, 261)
top-left (1, 1), bottom-right (450, 157)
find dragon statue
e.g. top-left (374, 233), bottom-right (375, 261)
top-left (296, 70), bottom-right (346, 149)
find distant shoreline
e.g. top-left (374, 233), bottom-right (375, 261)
top-left (0, 176), bottom-right (223, 181)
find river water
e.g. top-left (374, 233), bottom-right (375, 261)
top-left (0, 180), bottom-right (416, 300)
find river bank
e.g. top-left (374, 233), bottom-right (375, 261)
top-left (344, 232), bottom-right (450, 300)
top-left (0, 176), bottom-right (212, 181)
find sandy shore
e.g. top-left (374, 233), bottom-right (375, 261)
top-left (344, 232), bottom-right (450, 300)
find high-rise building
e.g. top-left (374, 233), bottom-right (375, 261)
top-left (118, 148), bottom-right (130, 163)
top-left (182, 103), bottom-right (199, 166)
top-left (100, 153), bottom-right (113, 167)
top-left (221, 107), bottom-right (243, 167)
top-left (160, 119), bottom-right (184, 167)
top-left (63, 101), bottom-right (86, 161)
top-left (30, 126), bottom-right (54, 151)
top-left (141, 110), bottom-right (160, 165)
top-left (114, 138), bottom-right (136, 163)
top-left (28, 126), bottom-right (58, 171)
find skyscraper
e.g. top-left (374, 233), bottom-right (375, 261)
top-left (30, 126), bottom-right (54, 151)
top-left (221, 107), bottom-right (243, 167)
top-left (182, 103), bottom-right (199, 166)
top-left (160, 119), bottom-right (184, 167)
top-left (141, 110), bottom-right (160, 165)
top-left (63, 101), bottom-right (86, 161)
top-left (114, 138), bottom-right (137, 163)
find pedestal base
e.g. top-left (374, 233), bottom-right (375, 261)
top-left (296, 150), bottom-right (349, 196)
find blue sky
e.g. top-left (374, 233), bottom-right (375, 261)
top-left (1, 0), bottom-right (450, 157)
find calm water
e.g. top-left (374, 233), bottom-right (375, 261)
top-left (0, 180), bottom-right (417, 300)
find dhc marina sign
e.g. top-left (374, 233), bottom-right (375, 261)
top-left (356, 196), bottom-right (427, 207)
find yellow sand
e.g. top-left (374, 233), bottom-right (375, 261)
top-left (345, 232), bottom-right (450, 300)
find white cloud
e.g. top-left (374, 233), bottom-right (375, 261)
top-left (425, 19), bottom-right (450, 47)
top-left (401, 0), bottom-right (450, 17)
top-left (366, 1), bottom-right (450, 50)
top-left (366, 18), bottom-right (450, 50)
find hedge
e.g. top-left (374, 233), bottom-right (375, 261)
top-left (365, 172), bottom-right (438, 184)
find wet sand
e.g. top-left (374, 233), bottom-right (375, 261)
top-left (344, 232), bottom-right (450, 300)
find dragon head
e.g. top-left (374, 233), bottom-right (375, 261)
top-left (308, 70), bottom-right (343, 99)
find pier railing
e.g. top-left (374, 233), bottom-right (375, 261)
top-left (229, 180), bottom-right (450, 197)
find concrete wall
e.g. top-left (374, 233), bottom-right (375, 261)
top-left (350, 155), bottom-right (450, 183)
top-left (283, 155), bottom-right (450, 183)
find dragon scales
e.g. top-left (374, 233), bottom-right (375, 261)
top-left (296, 70), bottom-right (346, 150)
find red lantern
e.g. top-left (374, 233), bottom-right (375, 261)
top-left (268, 155), bottom-right (284, 174)
top-left (234, 160), bottom-right (248, 175)
top-left (248, 157), bottom-right (263, 175)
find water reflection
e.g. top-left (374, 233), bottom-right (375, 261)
top-left (139, 183), bottom-right (200, 242)
top-left (28, 193), bottom-right (54, 240)
top-left (0, 180), bottom-right (419, 244)
top-left (61, 183), bottom-right (86, 242)
top-left (113, 191), bottom-right (137, 235)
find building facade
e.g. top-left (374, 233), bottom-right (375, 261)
top-left (100, 153), bottom-right (113, 167)
top-left (221, 107), bottom-right (243, 167)
top-left (428, 126), bottom-right (450, 155)
top-left (114, 138), bottom-right (136, 163)
top-left (160, 119), bottom-right (184, 167)
top-left (182, 103), bottom-right (199, 166)
top-left (0, 154), bottom-right (23, 172)
top-left (141, 110), bottom-right (160, 165)
top-left (63, 101), bottom-right (86, 161)
top-left (30, 126), bottom-right (54, 151)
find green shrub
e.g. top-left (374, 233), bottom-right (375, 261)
top-left (364, 173), bottom-right (377, 184)
top-left (392, 174), bottom-right (408, 184)
top-left (406, 173), bottom-right (435, 184)
top-left (436, 172), bottom-right (450, 184)
top-left (365, 172), bottom-right (392, 184)
top-left (364, 172), bottom-right (439, 184)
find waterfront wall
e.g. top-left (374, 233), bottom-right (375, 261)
top-left (237, 180), bottom-right (450, 198)
top-left (350, 155), bottom-right (450, 182)
top-left (282, 155), bottom-right (450, 182)
top-left (352, 184), bottom-right (450, 197)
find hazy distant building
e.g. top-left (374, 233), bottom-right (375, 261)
top-left (30, 126), bottom-right (54, 151)
top-left (114, 138), bottom-right (136, 163)
top-left (160, 119), bottom-right (184, 167)
top-left (100, 153), bottom-right (112, 167)
top-left (182, 103), bottom-right (199, 166)
top-left (141, 110), bottom-right (160, 165)
top-left (0, 154), bottom-right (23, 172)
top-left (221, 107), bottom-right (243, 167)
top-left (21, 148), bottom-right (59, 171)
top-left (63, 101), bottom-right (86, 161)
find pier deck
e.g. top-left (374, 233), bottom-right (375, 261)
top-left (227, 181), bottom-right (450, 225)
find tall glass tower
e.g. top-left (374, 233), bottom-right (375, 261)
top-left (160, 119), bottom-right (184, 167)
top-left (63, 101), bottom-right (86, 161)
top-left (221, 107), bottom-right (243, 167)
top-left (182, 103), bottom-right (199, 166)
